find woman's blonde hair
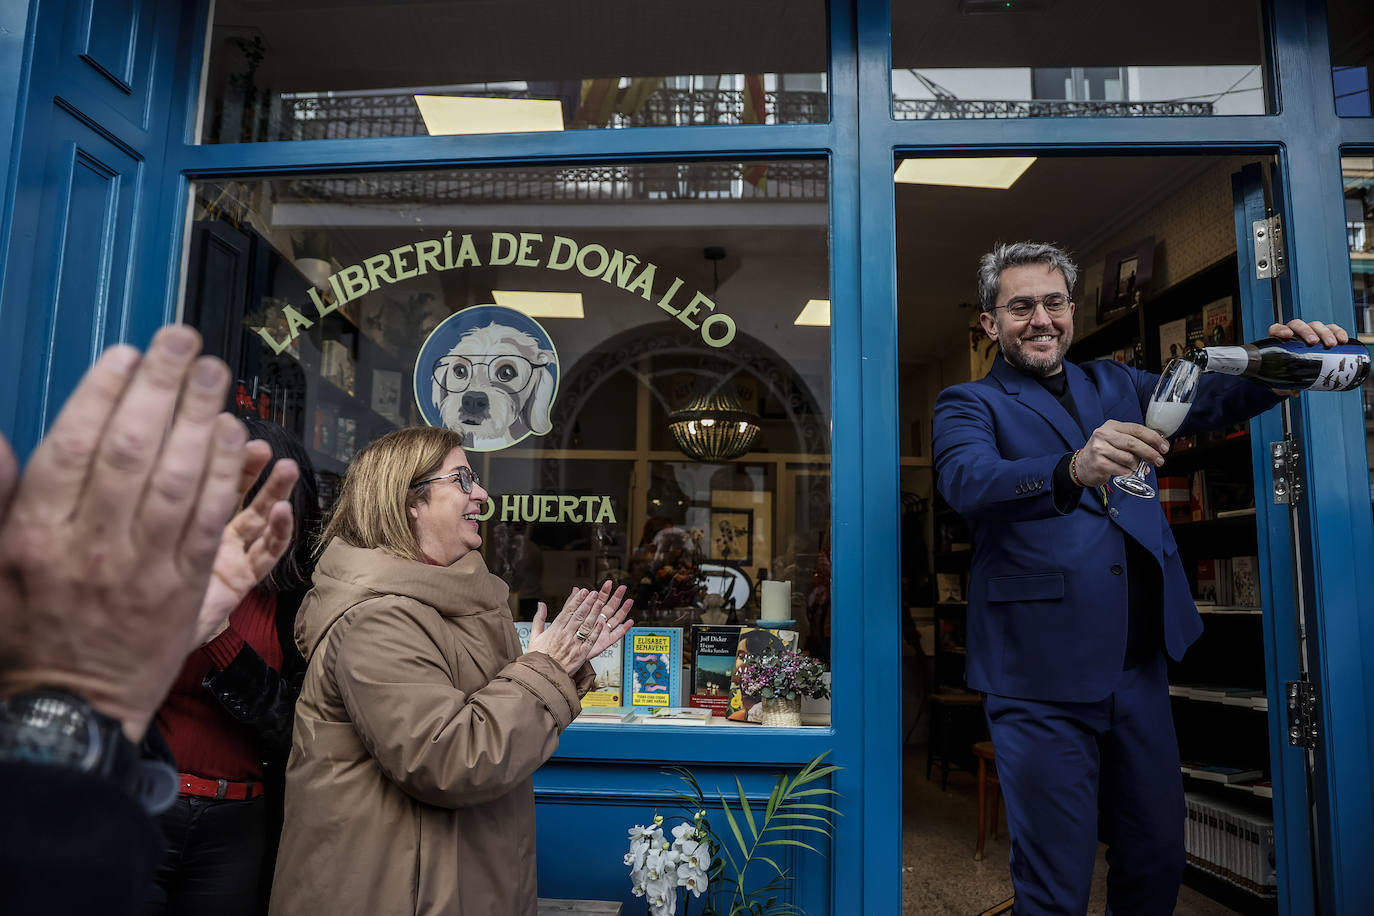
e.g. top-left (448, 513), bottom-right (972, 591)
top-left (318, 426), bottom-right (467, 561)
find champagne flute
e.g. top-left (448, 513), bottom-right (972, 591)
top-left (1112, 358), bottom-right (1201, 499)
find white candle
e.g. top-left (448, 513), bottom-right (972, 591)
top-left (760, 580), bottom-right (792, 622)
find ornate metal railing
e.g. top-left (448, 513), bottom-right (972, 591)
top-left (275, 86), bottom-right (827, 143)
top-left (282, 160), bottom-right (828, 205)
top-left (893, 98), bottom-right (1215, 119)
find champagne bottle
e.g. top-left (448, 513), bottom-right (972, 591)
top-left (1185, 337), bottom-right (1370, 392)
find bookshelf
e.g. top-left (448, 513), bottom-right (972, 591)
top-left (931, 494), bottom-right (971, 693)
top-left (1071, 253), bottom-right (1279, 909)
top-left (185, 217), bottom-right (411, 490)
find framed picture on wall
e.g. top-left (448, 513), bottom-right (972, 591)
top-left (709, 510), bottom-right (754, 567)
top-left (1098, 236), bottom-right (1155, 322)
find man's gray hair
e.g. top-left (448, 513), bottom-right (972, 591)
top-left (977, 242), bottom-right (1079, 313)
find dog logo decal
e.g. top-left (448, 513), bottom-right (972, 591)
top-left (413, 305), bottom-right (560, 452)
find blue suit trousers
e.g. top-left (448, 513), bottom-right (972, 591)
top-left (983, 655), bottom-right (1185, 916)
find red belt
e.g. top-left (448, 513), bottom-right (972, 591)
top-left (177, 772), bottom-right (264, 801)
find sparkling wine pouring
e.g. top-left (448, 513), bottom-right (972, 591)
top-left (1113, 358), bottom-right (1201, 499)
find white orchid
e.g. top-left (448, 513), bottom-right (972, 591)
top-left (676, 860), bottom-right (709, 897)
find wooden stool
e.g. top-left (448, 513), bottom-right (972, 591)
top-left (972, 740), bottom-right (1001, 860)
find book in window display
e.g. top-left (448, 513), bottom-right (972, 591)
top-left (583, 639), bottom-right (624, 707)
top-left (688, 625), bottom-right (743, 716)
top-left (725, 627), bottom-right (799, 723)
top-left (622, 627), bottom-right (682, 711)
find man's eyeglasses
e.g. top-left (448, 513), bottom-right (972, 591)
top-left (411, 466), bottom-right (481, 494)
top-left (995, 294), bottom-right (1072, 320)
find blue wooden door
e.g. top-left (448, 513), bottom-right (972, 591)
top-left (1231, 161), bottom-right (1320, 915)
top-left (0, 0), bottom-right (187, 456)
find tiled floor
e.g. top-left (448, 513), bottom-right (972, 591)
top-left (901, 751), bottom-right (1239, 915)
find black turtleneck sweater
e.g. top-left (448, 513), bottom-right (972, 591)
top-left (1037, 370), bottom-right (1161, 670)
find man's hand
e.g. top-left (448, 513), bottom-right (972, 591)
top-left (194, 455), bottom-right (299, 646)
top-left (1268, 318), bottom-right (1349, 348)
top-left (1073, 419), bottom-right (1169, 487)
top-left (0, 326), bottom-right (251, 742)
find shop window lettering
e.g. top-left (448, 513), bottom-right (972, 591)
top-left (476, 493), bottom-right (618, 525)
top-left (250, 231), bottom-right (738, 354)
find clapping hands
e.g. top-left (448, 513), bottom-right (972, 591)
top-left (527, 581), bottom-right (633, 676)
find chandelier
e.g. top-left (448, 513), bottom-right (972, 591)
top-left (668, 385), bottom-right (761, 462)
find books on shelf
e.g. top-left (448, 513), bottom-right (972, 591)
top-left (688, 625), bottom-right (743, 717)
top-left (1183, 763), bottom-right (1264, 784)
top-left (622, 627), bottom-right (682, 710)
top-left (936, 572), bottom-right (964, 604)
top-left (575, 705), bottom-right (637, 723)
top-left (320, 339), bottom-right (356, 396)
top-left (584, 638), bottom-right (625, 707)
top-left (1158, 317), bottom-right (1189, 364)
top-left (1185, 792), bottom-right (1277, 894)
top-left (1202, 297), bottom-right (1236, 347)
top-left (1159, 476), bottom-right (1192, 524)
top-left (1189, 471), bottom-right (1209, 522)
top-left (727, 627), bottom-right (800, 723)
top-left (1195, 559), bottom-right (1233, 606)
top-left (639, 707), bottom-right (713, 726)
top-left (1184, 310), bottom-right (1207, 352)
top-left (1230, 556), bottom-right (1260, 608)
top-left (1221, 688), bottom-right (1267, 710)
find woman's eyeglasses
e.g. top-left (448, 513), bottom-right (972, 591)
top-left (411, 466), bottom-right (481, 494)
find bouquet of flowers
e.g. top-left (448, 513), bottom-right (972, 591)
top-left (625, 754), bottom-right (839, 916)
top-left (735, 649), bottom-right (831, 702)
top-left (629, 524), bottom-right (706, 613)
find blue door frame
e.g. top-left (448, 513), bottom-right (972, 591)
top-left (2, 0), bottom-right (1373, 912)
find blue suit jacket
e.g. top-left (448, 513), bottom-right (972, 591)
top-left (932, 355), bottom-right (1278, 702)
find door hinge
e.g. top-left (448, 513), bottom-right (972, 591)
top-left (1286, 680), bottom-right (1319, 749)
top-left (1270, 437), bottom-right (1302, 504)
top-left (1252, 215), bottom-right (1284, 278)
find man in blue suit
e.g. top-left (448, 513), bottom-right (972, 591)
top-left (932, 242), bottom-right (1348, 914)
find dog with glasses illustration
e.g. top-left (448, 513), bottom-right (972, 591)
top-left (431, 321), bottom-right (558, 451)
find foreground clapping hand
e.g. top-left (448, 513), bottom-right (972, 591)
top-left (0, 326), bottom-right (265, 741)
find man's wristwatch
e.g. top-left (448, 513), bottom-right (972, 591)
top-left (0, 688), bottom-right (178, 814)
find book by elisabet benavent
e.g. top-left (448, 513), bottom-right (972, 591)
top-left (689, 624), bottom-right (743, 717)
top-left (622, 627), bottom-right (682, 710)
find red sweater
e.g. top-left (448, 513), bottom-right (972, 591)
top-left (155, 590), bottom-right (283, 782)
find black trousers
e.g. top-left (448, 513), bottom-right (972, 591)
top-left (143, 794), bottom-right (268, 916)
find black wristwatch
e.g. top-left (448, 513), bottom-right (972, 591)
top-left (0, 688), bottom-right (178, 814)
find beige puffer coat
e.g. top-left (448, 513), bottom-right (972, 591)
top-left (269, 539), bottom-right (593, 916)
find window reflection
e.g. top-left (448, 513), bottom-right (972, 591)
top-left (1329, 0), bottom-right (1373, 116)
top-left (892, 0), bottom-right (1268, 119)
top-left (182, 161), bottom-right (832, 681)
top-left (1341, 156), bottom-right (1374, 508)
top-left (201, 0), bottom-right (826, 143)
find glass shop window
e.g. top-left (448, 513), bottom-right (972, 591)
top-left (1338, 156), bottom-right (1374, 512)
top-left (182, 160), bottom-right (833, 725)
top-left (199, 0), bottom-right (827, 144)
top-left (1328, 0), bottom-right (1373, 116)
top-left (891, 0), bottom-right (1269, 120)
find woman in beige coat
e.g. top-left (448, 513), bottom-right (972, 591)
top-left (269, 427), bottom-right (632, 916)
